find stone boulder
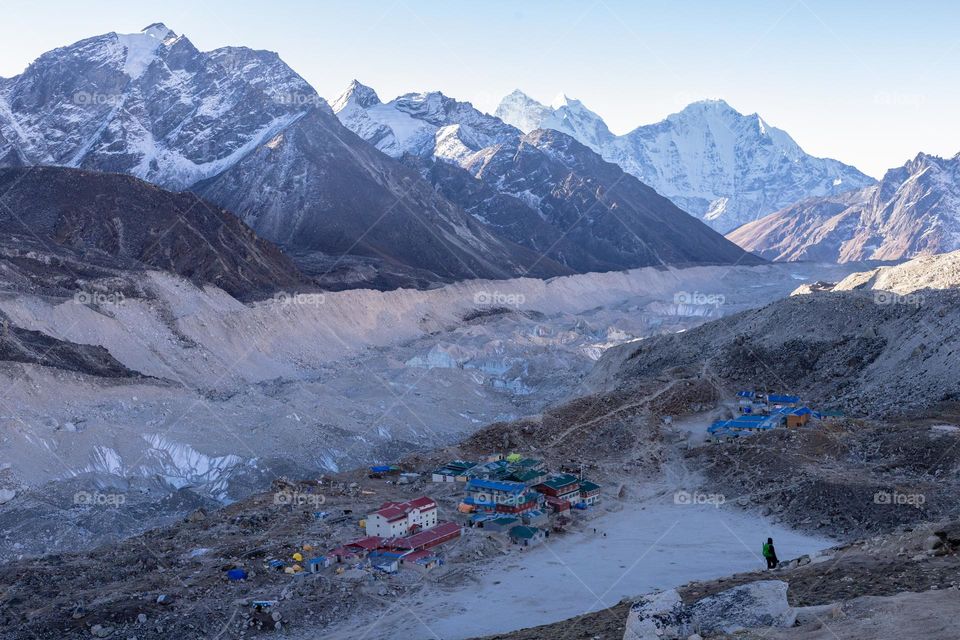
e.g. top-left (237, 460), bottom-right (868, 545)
top-left (624, 580), bottom-right (796, 640)
top-left (622, 589), bottom-right (690, 639)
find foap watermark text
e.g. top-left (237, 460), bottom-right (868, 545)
top-left (273, 491), bottom-right (326, 507)
top-left (74, 291), bottom-right (125, 306)
top-left (274, 292), bottom-right (326, 306)
top-left (873, 291), bottom-right (922, 307)
top-left (474, 291), bottom-right (525, 307)
top-left (74, 491), bottom-right (126, 507)
top-left (674, 291), bottom-right (725, 307)
top-left (874, 490), bottom-right (925, 507)
top-left (674, 489), bottom-right (726, 508)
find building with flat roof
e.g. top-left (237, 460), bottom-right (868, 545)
top-left (578, 480), bottom-right (601, 506)
top-left (533, 474), bottom-right (581, 503)
top-left (382, 521), bottom-right (462, 552)
top-left (432, 460), bottom-right (477, 482)
top-left (509, 525), bottom-right (547, 547)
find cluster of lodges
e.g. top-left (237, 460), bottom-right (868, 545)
top-left (320, 497), bottom-right (461, 574)
top-left (434, 453), bottom-right (602, 547)
top-left (707, 391), bottom-right (842, 440)
top-left (311, 455), bottom-right (605, 575)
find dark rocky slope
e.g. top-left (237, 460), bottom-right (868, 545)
top-left (0, 166), bottom-right (309, 301)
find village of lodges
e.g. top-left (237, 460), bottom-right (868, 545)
top-left (308, 454), bottom-right (601, 575)
top-left (706, 391), bottom-right (843, 440)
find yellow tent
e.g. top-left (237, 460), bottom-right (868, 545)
top-left (506, 453), bottom-right (522, 463)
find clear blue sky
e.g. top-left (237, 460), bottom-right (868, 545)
top-left (2, 0), bottom-right (958, 177)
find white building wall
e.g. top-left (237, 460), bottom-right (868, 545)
top-left (408, 507), bottom-right (438, 530)
top-left (365, 514), bottom-right (408, 537)
top-left (366, 502), bottom-right (439, 536)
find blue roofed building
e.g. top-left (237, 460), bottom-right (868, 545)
top-left (464, 479), bottom-right (542, 515)
top-left (767, 394), bottom-right (800, 407)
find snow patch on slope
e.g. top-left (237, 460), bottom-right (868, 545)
top-left (116, 24), bottom-right (177, 79)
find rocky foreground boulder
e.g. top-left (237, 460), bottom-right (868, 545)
top-left (623, 580), bottom-right (796, 639)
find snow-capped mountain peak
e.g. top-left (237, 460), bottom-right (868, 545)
top-left (332, 84), bottom-right (517, 160)
top-left (333, 81), bottom-right (759, 272)
top-left (498, 90), bottom-right (875, 232)
top-left (667, 100), bottom-right (785, 146)
top-left (674, 97), bottom-right (737, 114)
top-left (494, 90), bottom-right (552, 134)
top-left (0, 24), bottom-right (328, 188)
top-left (140, 22), bottom-right (177, 40)
top-left (551, 92), bottom-right (575, 109)
top-left (330, 79), bottom-right (382, 111)
top-left (496, 91), bottom-right (612, 153)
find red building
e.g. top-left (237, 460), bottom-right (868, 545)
top-left (382, 521), bottom-right (462, 552)
top-left (494, 493), bottom-right (541, 515)
top-left (533, 473), bottom-right (581, 502)
top-left (344, 536), bottom-right (383, 555)
top-left (544, 496), bottom-right (571, 514)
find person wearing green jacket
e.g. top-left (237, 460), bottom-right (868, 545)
top-left (762, 537), bottom-right (779, 569)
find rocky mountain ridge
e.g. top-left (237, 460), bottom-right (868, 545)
top-left (728, 152), bottom-right (960, 263)
top-left (0, 24), bottom-right (568, 288)
top-left (333, 81), bottom-right (762, 272)
top-left (0, 166), bottom-right (309, 300)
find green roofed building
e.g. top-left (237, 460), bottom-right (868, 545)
top-left (578, 480), bottom-right (601, 506)
top-left (514, 458), bottom-right (546, 470)
top-left (431, 460), bottom-right (477, 483)
top-left (483, 516), bottom-right (520, 533)
top-left (507, 468), bottom-right (548, 486)
top-left (508, 525), bottom-right (547, 546)
top-left (533, 473), bottom-right (581, 502)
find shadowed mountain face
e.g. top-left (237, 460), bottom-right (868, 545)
top-left (422, 129), bottom-right (762, 271)
top-left (0, 25), bottom-right (568, 287)
top-left (192, 108), bottom-right (569, 285)
top-left (0, 166), bottom-right (309, 301)
top-left (334, 81), bottom-right (763, 271)
top-left (728, 153), bottom-right (960, 262)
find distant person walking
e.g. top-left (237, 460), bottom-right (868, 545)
top-left (762, 537), bottom-right (779, 569)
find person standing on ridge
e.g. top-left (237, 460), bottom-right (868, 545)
top-left (763, 537), bottom-right (779, 569)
